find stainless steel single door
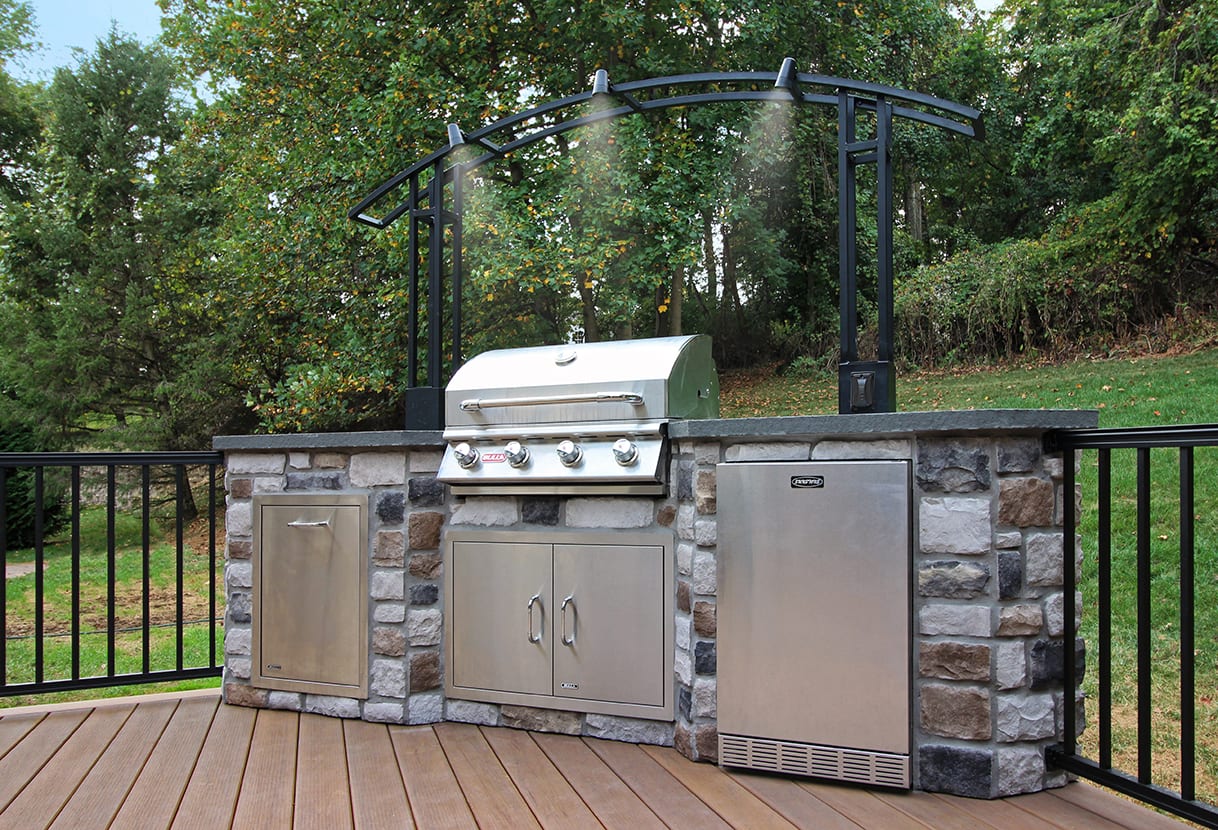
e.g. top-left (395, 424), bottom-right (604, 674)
top-left (717, 460), bottom-right (911, 754)
top-left (553, 543), bottom-right (666, 707)
top-left (450, 540), bottom-right (552, 696)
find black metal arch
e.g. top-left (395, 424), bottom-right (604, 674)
top-left (349, 58), bottom-right (983, 428)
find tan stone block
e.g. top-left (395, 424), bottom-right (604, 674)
top-left (229, 478), bottom-right (253, 500)
top-left (677, 579), bottom-right (691, 614)
top-left (224, 683), bottom-right (269, 708)
top-left (657, 504), bottom-right (677, 527)
top-left (693, 601), bottom-right (717, 638)
top-left (373, 627), bottom-right (406, 657)
top-left (408, 511), bottom-right (444, 550)
top-left (921, 684), bottom-right (991, 740)
top-left (227, 539), bottom-right (252, 560)
top-left (694, 723), bottom-right (719, 763)
top-left (998, 478), bottom-right (1055, 528)
top-left (373, 530), bottom-right (406, 566)
top-left (997, 604), bottom-right (1043, 636)
top-left (409, 552), bottom-right (443, 580)
top-left (919, 642), bottom-right (991, 681)
top-left (313, 452), bottom-right (348, 469)
top-left (409, 650), bottom-right (441, 692)
top-left (695, 469), bottom-right (717, 514)
top-left (500, 705), bottom-right (583, 735)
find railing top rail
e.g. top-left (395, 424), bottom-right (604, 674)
top-left (0, 451), bottom-right (225, 468)
top-left (1049, 423), bottom-right (1218, 451)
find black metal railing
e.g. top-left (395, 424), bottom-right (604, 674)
top-left (1, 452), bottom-right (225, 698)
top-left (1048, 424), bottom-right (1218, 828)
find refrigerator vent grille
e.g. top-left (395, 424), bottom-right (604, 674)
top-left (719, 734), bottom-right (910, 789)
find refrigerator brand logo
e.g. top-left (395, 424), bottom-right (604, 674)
top-left (790, 475), bottom-right (825, 489)
top-left (560, 682), bottom-right (579, 690)
top-left (482, 452), bottom-right (507, 464)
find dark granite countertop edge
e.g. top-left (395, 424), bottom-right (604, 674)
top-left (668, 409), bottom-right (1100, 440)
top-left (214, 430), bottom-right (445, 452)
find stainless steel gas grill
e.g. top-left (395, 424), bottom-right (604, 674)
top-left (437, 335), bottom-right (718, 495)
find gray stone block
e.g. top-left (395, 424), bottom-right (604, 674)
top-left (285, 472), bottom-right (342, 490)
top-left (522, 497), bottom-right (560, 526)
top-left (916, 439), bottom-right (991, 493)
top-left (376, 491), bottom-right (406, 525)
top-left (996, 746), bottom-right (1046, 796)
top-left (919, 744), bottom-right (993, 798)
top-left (349, 452), bottom-right (407, 486)
top-left (920, 497), bottom-right (992, 555)
top-left (584, 714), bottom-right (675, 746)
top-left (446, 699), bottom-right (499, 726)
top-left (918, 560), bottom-right (991, 599)
top-left (408, 476), bottom-right (446, 506)
top-left (998, 550), bottom-right (1023, 600)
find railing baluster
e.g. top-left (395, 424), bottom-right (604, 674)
top-left (71, 466), bottom-right (81, 681)
top-left (1, 468), bottom-right (7, 689)
top-left (1180, 447), bottom-right (1196, 802)
top-left (107, 465), bottom-right (117, 678)
top-left (1136, 446), bottom-right (1152, 785)
top-left (1098, 447), bottom-right (1112, 770)
top-left (34, 467), bottom-right (44, 686)
top-left (208, 463), bottom-right (218, 670)
top-left (176, 465), bottom-right (185, 673)
top-left (142, 465), bottom-right (151, 676)
top-left (1063, 446), bottom-right (1077, 756)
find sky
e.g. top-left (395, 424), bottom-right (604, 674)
top-left (13, 0), bottom-right (164, 81)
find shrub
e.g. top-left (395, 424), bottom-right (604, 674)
top-left (1, 422), bottom-right (67, 551)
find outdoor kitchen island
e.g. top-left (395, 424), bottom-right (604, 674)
top-left (215, 405), bottom-right (1097, 800)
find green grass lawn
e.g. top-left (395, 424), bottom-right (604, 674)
top-left (3, 505), bottom-right (223, 708)
top-left (725, 349), bottom-right (1218, 803)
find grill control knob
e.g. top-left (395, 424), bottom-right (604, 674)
top-left (505, 440), bottom-right (530, 468)
top-left (612, 438), bottom-right (639, 466)
top-left (556, 440), bottom-right (583, 467)
top-left (453, 442), bottom-right (480, 469)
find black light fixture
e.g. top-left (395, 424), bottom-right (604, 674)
top-left (774, 56), bottom-right (798, 100)
top-left (446, 123), bottom-right (465, 148)
top-left (591, 69), bottom-right (610, 97)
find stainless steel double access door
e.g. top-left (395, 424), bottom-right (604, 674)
top-left (447, 532), bottom-right (670, 710)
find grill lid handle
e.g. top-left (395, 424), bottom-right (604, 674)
top-left (459, 391), bottom-right (644, 412)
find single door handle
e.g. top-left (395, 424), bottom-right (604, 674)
top-left (287, 518), bottom-right (331, 528)
top-left (526, 592), bottom-right (543, 644)
top-left (560, 594), bottom-right (576, 646)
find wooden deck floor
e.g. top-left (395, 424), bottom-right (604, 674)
top-left (0, 691), bottom-right (1189, 829)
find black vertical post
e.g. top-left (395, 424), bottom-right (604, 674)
top-left (874, 97), bottom-right (896, 410)
top-left (1135, 447), bottom-right (1152, 784)
top-left (837, 91), bottom-right (858, 413)
top-left (407, 174), bottom-right (421, 390)
top-left (1062, 448), bottom-right (1076, 755)
top-left (0, 468), bottom-right (6, 687)
top-left (1179, 447), bottom-right (1196, 801)
top-left (451, 162), bottom-right (464, 374)
top-left (427, 163), bottom-right (444, 391)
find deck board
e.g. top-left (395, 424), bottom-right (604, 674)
top-left (111, 695), bottom-right (220, 830)
top-left (49, 699), bottom-right (177, 830)
top-left (344, 719), bottom-right (414, 830)
top-left (0, 693), bottom-right (1195, 829)
top-left (480, 726), bottom-right (602, 829)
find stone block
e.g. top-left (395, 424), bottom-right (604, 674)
top-left (997, 439), bottom-right (1040, 474)
top-left (226, 561), bottom-right (253, 590)
top-left (408, 608), bottom-right (443, 646)
top-left (723, 442), bottom-right (811, 462)
top-left (227, 539), bottom-right (252, 560)
top-left (227, 453), bottom-right (287, 475)
top-left (225, 502), bottom-right (253, 539)
top-left (997, 604), bottom-right (1043, 636)
top-left (916, 439), bottom-right (991, 493)
top-left (692, 677), bottom-right (717, 718)
top-left (226, 658), bottom-right (251, 680)
top-left (693, 442), bottom-right (721, 465)
top-left (694, 723), bottom-right (719, 762)
top-left (693, 601), bottom-right (717, 637)
top-left (408, 511), bottom-right (444, 550)
top-left (227, 591), bottom-right (251, 624)
top-left (677, 464), bottom-right (693, 501)
top-left (998, 550), bottom-right (1023, 600)
top-left (695, 469), bottom-right (717, 514)
top-left (224, 683), bottom-right (268, 708)
top-left (363, 701), bottom-right (407, 724)
top-left (919, 642), bottom-right (991, 681)
top-left (1044, 591), bottom-right (1081, 638)
top-left (267, 691), bottom-right (303, 711)
top-left (408, 477), bottom-right (446, 506)
top-left (522, 497), bottom-right (560, 526)
top-left (996, 692), bottom-right (1056, 742)
top-left (677, 503), bottom-right (695, 541)
top-left (995, 642), bottom-right (1027, 690)
top-left (370, 660), bottom-right (406, 698)
top-left (919, 604), bottom-right (992, 637)
top-left (693, 519), bottom-right (717, 546)
top-left (224, 627), bottom-right (251, 656)
top-left (446, 700), bottom-right (499, 726)
top-left (373, 531), bottom-right (406, 567)
top-left (500, 705), bottom-right (582, 735)
top-left (996, 746), bottom-right (1047, 796)
top-left (920, 684), bottom-right (991, 740)
top-left (452, 497), bottom-right (518, 526)
top-left (373, 627), bottom-right (406, 657)
top-left (998, 478), bottom-right (1055, 528)
top-left (408, 552), bottom-right (442, 580)
top-left (675, 614), bottom-right (691, 652)
top-left (566, 497), bottom-right (653, 528)
top-left (918, 560), bottom-right (990, 599)
top-left (288, 452), bottom-right (310, 470)
top-left (691, 549), bottom-right (717, 595)
top-left (994, 530), bottom-right (1022, 549)
top-left (408, 693), bottom-right (444, 724)
top-left (694, 641), bottom-right (716, 675)
top-left (656, 504), bottom-right (677, 528)
top-left (252, 476), bottom-right (286, 493)
top-left (304, 695), bottom-right (361, 719)
top-left (349, 452), bottom-right (407, 487)
top-left (408, 450), bottom-right (443, 473)
top-left (811, 439), bottom-right (911, 460)
top-left (409, 651), bottom-right (442, 692)
top-left (676, 579), bottom-right (691, 613)
top-left (375, 491), bottom-right (406, 525)
top-left (410, 584), bottom-right (439, 605)
top-left (370, 571), bottom-right (405, 601)
top-left (919, 745), bottom-right (993, 798)
top-left (374, 602), bottom-right (406, 623)
top-left (678, 686), bottom-right (692, 722)
top-left (675, 649), bottom-right (693, 687)
top-left (584, 714), bottom-right (674, 746)
top-left (1030, 638), bottom-right (1084, 690)
top-left (1025, 532), bottom-right (1063, 586)
top-left (228, 478), bottom-right (253, 500)
top-left (285, 472), bottom-right (341, 490)
top-left (920, 497), bottom-right (991, 555)
top-left (313, 452), bottom-right (348, 469)
top-left (676, 541), bottom-right (694, 576)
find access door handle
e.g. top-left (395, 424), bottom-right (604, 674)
top-left (526, 592), bottom-right (543, 644)
top-left (287, 519), bottom-right (331, 528)
top-left (560, 595), bottom-right (576, 646)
